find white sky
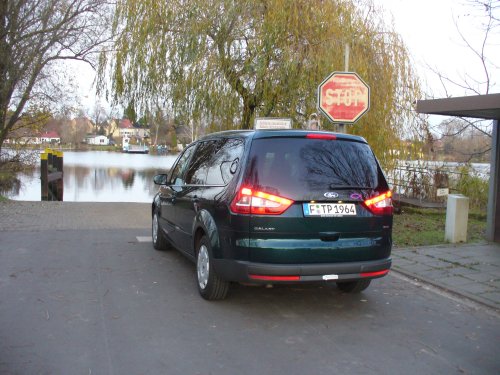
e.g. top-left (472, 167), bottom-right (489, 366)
top-left (70, 60), bottom-right (106, 115)
top-left (375, 0), bottom-right (499, 97)
top-left (72, 0), bottom-right (499, 114)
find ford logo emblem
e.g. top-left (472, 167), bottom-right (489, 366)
top-left (324, 192), bottom-right (339, 198)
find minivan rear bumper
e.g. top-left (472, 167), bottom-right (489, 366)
top-left (213, 258), bottom-right (392, 284)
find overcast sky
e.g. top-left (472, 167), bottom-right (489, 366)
top-left (375, 0), bottom-right (499, 97)
top-left (74, 0), bottom-right (499, 114)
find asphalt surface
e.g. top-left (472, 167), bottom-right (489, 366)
top-left (0, 201), bottom-right (499, 375)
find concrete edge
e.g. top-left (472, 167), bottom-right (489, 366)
top-left (392, 266), bottom-right (500, 314)
top-left (393, 241), bottom-right (494, 252)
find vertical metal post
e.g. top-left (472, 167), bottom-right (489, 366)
top-left (338, 43), bottom-right (350, 134)
top-left (486, 120), bottom-right (499, 242)
top-left (344, 43), bottom-right (350, 72)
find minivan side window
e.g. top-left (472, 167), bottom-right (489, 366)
top-left (206, 138), bottom-right (244, 185)
top-left (185, 140), bottom-right (219, 185)
top-left (169, 145), bottom-right (196, 186)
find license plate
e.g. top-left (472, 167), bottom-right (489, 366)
top-left (303, 203), bottom-right (357, 217)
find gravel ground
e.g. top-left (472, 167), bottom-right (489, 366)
top-left (0, 201), bottom-right (151, 231)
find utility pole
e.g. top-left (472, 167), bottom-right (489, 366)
top-left (338, 43), bottom-right (350, 134)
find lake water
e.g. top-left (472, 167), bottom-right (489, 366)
top-left (4, 151), bottom-right (179, 202)
top-left (4, 151), bottom-right (491, 203)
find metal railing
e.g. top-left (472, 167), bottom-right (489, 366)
top-left (386, 161), bottom-right (489, 205)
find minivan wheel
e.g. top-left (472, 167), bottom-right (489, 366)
top-left (337, 279), bottom-right (371, 293)
top-left (152, 210), bottom-right (169, 251)
top-left (196, 236), bottom-right (229, 300)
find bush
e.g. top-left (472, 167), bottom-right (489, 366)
top-left (452, 166), bottom-right (489, 212)
top-left (0, 148), bottom-right (37, 198)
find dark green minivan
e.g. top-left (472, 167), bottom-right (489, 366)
top-left (152, 130), bottom-right (393, 300)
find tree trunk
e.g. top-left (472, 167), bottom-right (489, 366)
top-left (241, 95), bottom-right (257, 129)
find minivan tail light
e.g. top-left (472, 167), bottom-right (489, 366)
top-left (364, 191), bottom-right (393, 215)
top-left (306, 133), bottom-right (337, 140)
top-left (230, 187), bottom-right (294, 215)
top-left (360, 269), bottom-right (390, 278)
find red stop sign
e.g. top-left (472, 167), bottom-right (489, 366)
top-left (318, 72), bottom-right (370, 123)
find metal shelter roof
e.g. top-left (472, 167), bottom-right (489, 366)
top-left (416, 93), bottom-right (500, 120)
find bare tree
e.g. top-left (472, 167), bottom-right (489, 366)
top-left (0, 0), bottom-right (112, 157)
top-left (428, 0), bottom-right (499, 159)
top-left (88, 100), bottom-right (107, 135)
top-left (148, 106), bottom-right (167, 147)
top-left (431, 0), bottom-right (499, 96)
top-left (432, 118), bottom-right (492, 162)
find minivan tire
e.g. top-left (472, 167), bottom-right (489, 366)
top-left (196, 236), bottom-right (229, 300)
top-left (337, 279), bottom-right (371, 293)
top-left (152, 209), bottom-right (170, 251)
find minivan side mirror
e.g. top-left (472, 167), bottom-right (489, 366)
top-left (153, 174), bottom-right (169, 185)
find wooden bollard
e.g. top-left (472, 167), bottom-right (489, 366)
top-left (46, 148), bottom-right (54, 200)
top-left (41, 151), bottom-right (49, 201)
top-left (40, 148), bottom-right (63, 201)
top-left (55, 150), bottom-right (64, 201)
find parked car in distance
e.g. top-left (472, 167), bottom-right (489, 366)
top-left (152, 129), bottom-right (393, 300)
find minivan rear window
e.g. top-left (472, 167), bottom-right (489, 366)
top-left (244, 138), bottom-right (382, 200)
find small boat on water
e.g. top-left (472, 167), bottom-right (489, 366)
top-left (123, 144), bottom-right (149, 154)
top-left (122, 135), bottom-right (149, 154)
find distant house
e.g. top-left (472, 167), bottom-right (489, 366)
top-left (40, 131), bottom-right (61, 144)
top-left (116, 118), bottom-right (150, 143)
top-left (85, 135), bottom-right (110, 145)
top-left (119, 118), bottom-right (135, 138)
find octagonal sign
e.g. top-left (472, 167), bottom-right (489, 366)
top-left (318, 71), bottom-right (370, 124)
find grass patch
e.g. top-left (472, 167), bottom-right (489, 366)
top-left (393, 206), bottom-right (487, 248)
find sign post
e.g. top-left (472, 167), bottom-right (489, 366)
top-left (317, 71), bottom-right (370, 129)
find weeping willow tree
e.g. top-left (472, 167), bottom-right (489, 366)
top-left (101, 0), bottom-right (422, 167)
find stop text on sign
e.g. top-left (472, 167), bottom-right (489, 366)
top-left (324, 87), bottom-right (365, 107)
top-left (318, 72), bottom-right (370, 124)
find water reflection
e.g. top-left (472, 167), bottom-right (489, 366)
top-left (4, 151), bottom-right (178, 202)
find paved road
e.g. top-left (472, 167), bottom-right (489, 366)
top-left (0, 202), bottom-right (499, 374)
